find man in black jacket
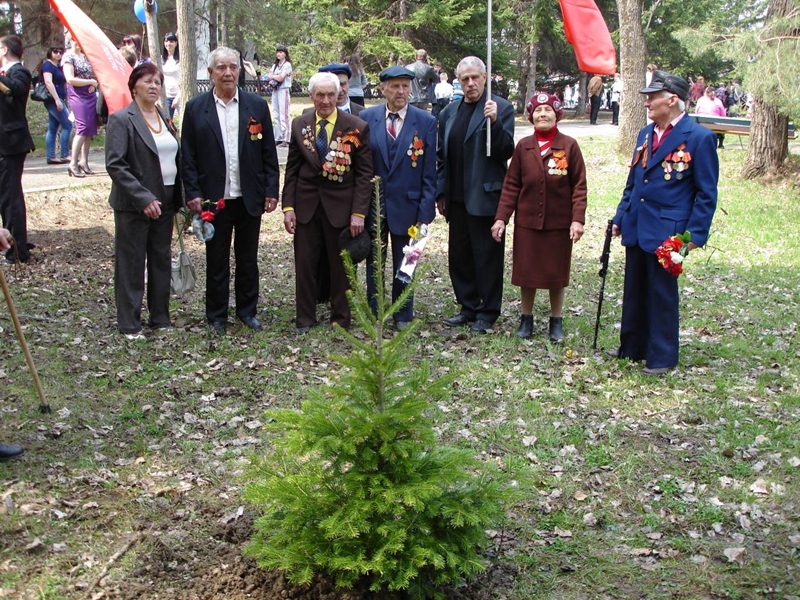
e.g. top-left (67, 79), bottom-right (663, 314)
top-left (0, 36), bottom-right (35, 263)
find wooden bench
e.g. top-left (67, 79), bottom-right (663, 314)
top-left (690, 114), bottom-right (797, 140)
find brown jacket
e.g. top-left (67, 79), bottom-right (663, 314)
top-left (495, 131), bottom-right (587, 231)
top-left (588, 75), bottom-right (603, 97)
top-left (282, 109), bottom-right (373, 228)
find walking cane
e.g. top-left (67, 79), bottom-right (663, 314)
top-left (0, 264), bottom-right (51, 413)
top-left (592, 219), bottom-right (614, 351)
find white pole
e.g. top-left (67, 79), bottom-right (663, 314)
top-left (486, 0), bottom-right (492, 156)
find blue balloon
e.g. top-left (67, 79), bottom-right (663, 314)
top-left (133, 0), bottom-right (157, 24)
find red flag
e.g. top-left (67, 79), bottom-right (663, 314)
top-left (558, 0), bottom-right (616, 75)
top-left (48, 0), bottom-right (132, 114)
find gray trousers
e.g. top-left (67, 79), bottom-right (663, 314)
top-left (114, 200), bottom-right (174, 333)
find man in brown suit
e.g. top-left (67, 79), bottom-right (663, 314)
top-left (282, 72), bottom-right (373, 333)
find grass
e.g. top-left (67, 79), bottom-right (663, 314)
top-left (0, 136), bottom-right (799, 599)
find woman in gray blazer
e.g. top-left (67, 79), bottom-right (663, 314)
top-left (106, 63), bottom-right (182, 339)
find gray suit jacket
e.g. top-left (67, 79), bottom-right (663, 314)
top-left (106, 101), bottom-right (182, 212)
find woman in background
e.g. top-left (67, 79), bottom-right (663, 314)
top-left (695, 85), bottom-right (727, 149)
top-left (267, 44), bottom-right (292, 146)
top-left (122, 34), bottom-right (149, 66)
top-left (40, 46), bottom-right (72, 164)
top-left (106, 63), bottom-right (182, 339)
top-left (347, 53), bottom-right (367, 107)
top-left (162, 32), bottom-right (180, 118)
top-left (62, 39), bottom-right (98, 177)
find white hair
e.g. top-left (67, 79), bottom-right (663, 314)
top-left (208, 46), bottom-right (239, 69)
top-left (308, 72), bottom-right (340, 95)
top-left (456, 56), bottom-right (486, 78)
top-left (661, 90), bottom-right (686, 112)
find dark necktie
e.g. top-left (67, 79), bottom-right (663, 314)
top-left (387, 113), bottom-right (399, 140)
top-left (316, 119), bottom-right (328, 164)
top-left (344, 106), bottom-right (350, 114)
top-left (652, 124), bottom-right (673, 152)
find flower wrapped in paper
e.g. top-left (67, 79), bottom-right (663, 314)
top-left (655, 230), bottom-right (691, 277)
top-left (396, 223), bottom-right (431, 284)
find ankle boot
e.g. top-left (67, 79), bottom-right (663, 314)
top-left (549, 317), bottom-right (564, 342)
top-left (516, 314), bottom-right (533, 339)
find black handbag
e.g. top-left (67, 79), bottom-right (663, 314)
top-left (31, 82), bottom-right (52, 103)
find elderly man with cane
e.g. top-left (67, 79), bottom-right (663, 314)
top-left (0, 227), bottom-right (24, 461)
top-left (609, 70), bottom-right (718, 375)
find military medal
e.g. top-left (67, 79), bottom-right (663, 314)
top-left (408, 133), bottom-right (424, 167)
top-left (549, 150), bottom-right (568, 176)
top-left (248, 117), bottom-right (263, 141)
top-left (662, 143), bottom-right (691, 181)
top-left (321, 131), bottom-right (358, 182)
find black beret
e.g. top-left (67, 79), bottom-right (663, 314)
top-left (379, 66), bottom-right (415, 82)
top-left (640, 70), bottom-right (690, 101)
top-left (338, 229), bottom-right (371, 264)
top-left (319, 62), bottom-right (352, 78)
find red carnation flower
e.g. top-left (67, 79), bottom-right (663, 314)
top-left (200, 210), bottom-right (215, 222)
top-left (216, 198), bottom-right (226, 210)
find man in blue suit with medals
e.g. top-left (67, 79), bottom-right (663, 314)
top-left (360, 66), bottom-right (437, 330)
top-left (611, 70), bottom-right (719, 375)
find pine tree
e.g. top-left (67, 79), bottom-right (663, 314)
top-left (244, 179), bottom-right (512, 599)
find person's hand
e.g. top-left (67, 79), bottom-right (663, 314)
top-left (569, 221), bottom-right (584, 242)
top-left (484, 99), bottom-right (498, 123)
top-left (490, 219), bottom-right (505, 242)
top-left (0, 227), bottom-right (12, 251)
top-left (171, 97), bottom-right (179, 109)
top-left (436, 196), bottom-right (446, 217)
top-left (350, 214), bottom-right (365, 238)
top-left (143, 200), bottom-right (162, 220)
top-left (611, 223), bottom-right (621, 237)
top-left (187, 197), bottom-right (202, 214)
top-left (686, 241), bottom-right (699, 253)
top-left (55, 98), bottom-right (64, 111)
top-left (264, 197), bottom-right (278, 213)
top-left (283, 209), bottom-right (296, 234)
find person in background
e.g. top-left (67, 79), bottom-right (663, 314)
top-left (433, 71), bottom-right (453, 118)
top-left (587, 73), bottom-right (603, 125)
top-left (40, 46), bottom-right (72, 164)
top-left (610, 72), bottom-right (622, 126)
top-left (267, 43), bottom-right (292, 146)
top-left (492, 93), bottom-right (587, 342)
top-left (161, 32), bottom-right (180, 119)
top-left (645, 63), bottom-right (658, 87)
top-left (408, 49), bottom-right (438, 111)
top-left (610, 70), bottom-right (718, 376)
top-left (688, 74), bottom-right (706, 109)
top-left (1, 228), bottom-right (24, 460)
top-left (347, 53), bottom-right (367, 107)
top-left (0, 35), bottom-right (35, 264)
top-left (318, 63), bottom-right (363, 115)
top-left (62, 37), bottom-right (98, 178)
top-left (122, 34), bottom-right (149, 67)
top-left (106, 63), bottom-right (182, 339)
top-left (695, 85), bottom-right (727, 149)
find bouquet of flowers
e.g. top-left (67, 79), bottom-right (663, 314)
top-left (192, 198), bottom-right (226, 242)
top-left (655, 230), bottom-right (691, 277)
top-left (396, 222), bottom-right (430, 284)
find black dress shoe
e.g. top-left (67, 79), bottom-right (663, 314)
top-left (296, 325), bottom-right (312, 335)
top-left (606, 349), bottom-right (644, 363)
top-left (470, 319), bottom-right (493, 334)
top-left (210, 321), bottom-right (227, 335)
top-left (548, 317), bottom-right (564, 342)
top-left (516, 314), bottom-right (533, 339)
top-left (395, 320), bottom-right (411, 331)
top-left (240, 315), bottom-right (262, 331)
top-left (0, 442), bottom-right (24, 461)
top-left (444, 313), bottom-right (475, 327)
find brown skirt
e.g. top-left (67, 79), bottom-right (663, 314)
top-left (511, 226), bottom-right (573, 289)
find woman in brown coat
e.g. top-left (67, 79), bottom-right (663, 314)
top-left (491, 92), bottom-right (587, 341)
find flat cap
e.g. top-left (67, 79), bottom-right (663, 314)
top-left (338, 229), bottom-right (371, 264)
top-left (640, 70), bottom-right (690, 101)
top-left (379, 66), bottom-right (415, 82)
top-left (319, 62), bottom-right (352, 78)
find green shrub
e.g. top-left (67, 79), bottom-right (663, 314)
top-left (244, 180), bottom-right (512, 599)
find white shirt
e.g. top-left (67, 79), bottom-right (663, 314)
top-left (385, 104), bottom-right (409, 137)
top-left (152, 121), bottom-right (179, 186)
top-left (435, 82), bottom-right (453, 100)
top-left (162, 56), bottom-right (180, 98)
top-left (213, 89), bottom-right (241, 199)
top-left (270, 60), bottom-right (292, 90)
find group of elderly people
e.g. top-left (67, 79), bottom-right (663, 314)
top-left (105, 49), bottom-right (718, 377)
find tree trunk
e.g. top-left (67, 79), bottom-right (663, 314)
top-left (741, 0), bottom-right (792, 179)
top-left (195, 0), bottom-right (211, 79)
top-left (741, 98), bottom-right (789, 179)
top-left (616, 0), bottom-right (647, 155)
top-left (176, 0), bottom-right (197, 126)
top-left (218, 0), bottom-right (228, 47)
top-left (517, 42), bottom-right (536, 113)
top-left (144, 0), bottom-right (167, 109)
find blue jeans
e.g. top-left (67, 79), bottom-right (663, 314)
top-left (45, 99), bottom-right (73, 160)
top-left (166, 97), bottom-right (177, 119)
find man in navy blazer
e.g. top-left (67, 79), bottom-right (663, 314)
top-left (182, 47), bottom-right (280, 335)
top-left (611, 70), bottom-right (718, 375)
top-left (0, 36), bottom-right (35, 264)
top-left (360, 66), bottom-right (437, 329)
top-left (436, 56), bottom-right (515, 334)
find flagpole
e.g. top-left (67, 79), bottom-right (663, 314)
top-left (486, 0), bottom-right (492, 156)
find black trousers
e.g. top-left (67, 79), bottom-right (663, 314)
top-left (205, 198), bottom-right (262, 324)
top-left (0, 153), bottom-right (29, 262)
top-left (590, 95), bottom-right (602, 124)
top-left (366, 218), bottom-right (413, 323)
top-left (114, 205), bottom-right (174, 333)
top-left (447, 202), bottom-right (505, 324)
top-left (611, 101), bottom-right (620, 125)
